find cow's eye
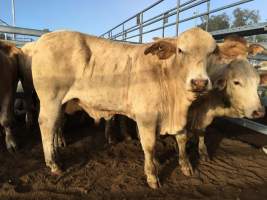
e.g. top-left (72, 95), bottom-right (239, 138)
top-left (177, 48), bottom-right (183, 54)
top-left (233, 81), bottom-right (241, 86)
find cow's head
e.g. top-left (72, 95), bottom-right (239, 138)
top-left (210, 35), bottom-right (265, 65)
top-left (214, 59), bottom-right (265, 119)
top-left (144, 28), bottom-right (216, 93)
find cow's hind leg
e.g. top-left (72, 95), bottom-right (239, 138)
top-left (137, 122), bottom-right (160, 189)
top-left (4, 126), bottom-right (17, 153)
top-left (39, 100), bottom-right (63, 175)
top-left (175, 130), bottom-right (194, 176)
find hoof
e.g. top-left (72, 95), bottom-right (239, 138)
top-left (199, 153), bottom-right (210, 162)
top-left (57, 138), bottom-right (67, 148)
top-left (51, 167), bottom-right (63, 176)
top-left (48, 162), bottom-right (63, 176)
top-left (147, 178), bottom-right (161, 189)
top-left (180, 159), bottom-right (194, 176)
top-left (6, 139), bottom-right (17, 154)
top-left (7, 146), bottom-right (17, 154)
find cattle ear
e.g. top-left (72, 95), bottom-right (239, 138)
top-left (248, 44), bottom-right (265, 56)
top-left (152, 37), bottom-right (161, 41)
top-left (144, 41), bottom-right (176, 60)
top-left (214, 78), bottom-right (226, 91)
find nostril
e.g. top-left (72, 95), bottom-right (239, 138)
top-left (191, 79), bottom-right (196, 86)
top-left (204, 79), bottom-right (209, 86)
top-left (252, 110), bottom-right (265, 118)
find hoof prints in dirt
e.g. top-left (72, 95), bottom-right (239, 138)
top-left (0, 124), bottom-right (267, 200)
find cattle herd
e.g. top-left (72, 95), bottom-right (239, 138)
top-left (0, 27), bottom-right (266, 189)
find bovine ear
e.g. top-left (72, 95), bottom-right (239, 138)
top-left (248, 44), bottom-right (265, 56)
top-left (144, 41), bottom-right (176, 60)
top-left (214, 78), bottom-right (226, 91)
top-left (224, 35), bottom-right (247, 45)
top-left (152, 37), bottom-right (161, 41)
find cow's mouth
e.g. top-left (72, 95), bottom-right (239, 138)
top-left (191, 88), bottom-right (209, 95)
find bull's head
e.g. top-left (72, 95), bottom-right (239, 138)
top-left (144, 28), bottom-right (217, 94)
top-left (214, 59), bottom-right (265, 119)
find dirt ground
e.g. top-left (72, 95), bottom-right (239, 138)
top-left (0, 115), bottom-right (267, 200)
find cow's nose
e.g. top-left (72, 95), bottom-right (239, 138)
top-left (252, 107), bottom-right (265, 118)
top-left (190, 79), bottom-right (209, 92)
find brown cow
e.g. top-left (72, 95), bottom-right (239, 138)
top-left (30, 28), bottom-right (216, 189)
top-left (0, 40), bottom-right (23, 152)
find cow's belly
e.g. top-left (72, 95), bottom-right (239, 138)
top-left (63, 82), bottom-right (130, 120)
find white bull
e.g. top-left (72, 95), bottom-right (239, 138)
top-left (30, 28), bottom-right (216, 189)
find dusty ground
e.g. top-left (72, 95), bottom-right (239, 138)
top-left (0, 115), bottom-right (267, 200)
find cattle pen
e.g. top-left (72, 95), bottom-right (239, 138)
top-left (0, 0), bottom-right (267, 199)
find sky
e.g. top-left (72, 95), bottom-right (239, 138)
top-left (1, 0), bottom-right (267, 42)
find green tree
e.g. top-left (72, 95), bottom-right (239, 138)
top-left (232, 8), bottom-right (260, 27)
top-left (198, 13), bottom-right (230, 32)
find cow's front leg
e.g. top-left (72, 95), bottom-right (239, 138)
top-left (175, 130), bottom-right (193, 176)
top-left (198, 131), bottom-right (210, 161)
top-left (39, 101), bottom-right (63, 175)
top-left (4, 126), bottom-right (17, 153)
top-left (137, 122), bottom-right (160, 189)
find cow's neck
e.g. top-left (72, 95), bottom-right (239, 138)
top-left (157, 61), bottom-right (192, 135)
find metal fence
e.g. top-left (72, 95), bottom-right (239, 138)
top-left (100, 0), bottom-right (267, 43)
top-left (0, 19), bottom-right (49, 47)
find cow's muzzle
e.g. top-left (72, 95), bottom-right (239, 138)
top-left (252, 106), bottom-right (265, 118)
top-left (190, 79), bottom-right (209, 93)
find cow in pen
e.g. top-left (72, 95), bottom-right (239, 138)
top-left (30, 28), bottom-right (216, 189)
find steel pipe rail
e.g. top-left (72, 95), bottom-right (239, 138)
top-left (0, 25), bottom-right (49, 36)
top-left (100, 0), bottom-right (164, 37)
top-left (211, 22), bottom-right (267, 39)
top-left (100, 0), bottom-right (256, 42)
top-left (110, 0), bottom-right (203, 39)
top-left (226, 118), bottom-right (267, 136)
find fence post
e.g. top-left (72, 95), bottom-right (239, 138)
top-left (139, 12), bottom-right (143, 43)
top-left (122, 23), bottom-right (125, 41)
top-left (176, 0), bottom-right (180, 36)
top-left (206, 0), bottom-right (210, 31)
top-left (162, 12), bottom-right (168, 38)
top-left (11, 0), bottom-right (16, 40)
